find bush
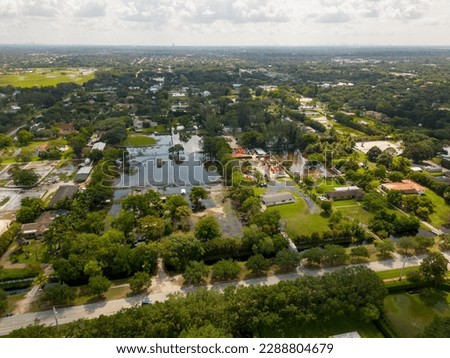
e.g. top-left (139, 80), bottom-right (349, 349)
top-left (129, 272), bottom-right (152, 294)
top-left (212, 259), bottom-right (240, 281)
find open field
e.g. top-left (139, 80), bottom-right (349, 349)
top-left (336, 204), bottom-right (373, 225)
top-left (0, 68), bottom-right (96, 88)
top-left (262, 313), bottom-right (384, 338)
top-left (425, 189), bottom-right (450, 228)
top-left (385, 289), bottom-right (450, 337)
top-left (122, 135), bottom-right (157, 147)
top-left (267, 193), bottom-right (329, 237)
top-left (375, 266), bottom-right (420, 280)
top-left (332, 122), bottom-right (367, 137)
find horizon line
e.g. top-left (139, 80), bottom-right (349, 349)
top-left (1, 43), bottom-right (450, 49)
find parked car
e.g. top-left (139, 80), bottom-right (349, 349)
top-left (141, 298), bottom-right (152, 306)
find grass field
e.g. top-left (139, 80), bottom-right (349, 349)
top-left (336, 204), bottom-right (373, 225)
top-left (425, 190), bottom-right (450, 228)
top-left (267, 193), bottom-right (329, 237)
top-left (262, 313), bottom-right (384, 337)
top-left (332, 122), bottom-right (367, 137)
top-left (122, 135), bottom-right (157, 147)
top-left (0, 268), bottom-right (37, 282)
top-left (0, 68), bottom-right (96, 88)
top-left (376, 266), bottom-right (420, 280)
top-left (10, 241), bottom-right (47, 265)
top-left (385, 290), bottom-right (450, 337)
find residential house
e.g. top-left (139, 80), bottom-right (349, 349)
top-left (261, 193), bottom-right (295, 207)
top-left (381, 180), bottom-right (426, 195)
top-left (21, 211), bottom-right (58, 240)
top-left (48, 185), bottom-right (79, 207)
top-left (326, 186), bottom-right (364, 201)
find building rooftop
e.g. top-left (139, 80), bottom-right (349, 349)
top-left (382, 180), bottom-right (426, 194)
top-left (48, 185), bottom-right (79, 207)
top-left (92, 142), bottom-right (106, 151)
top-left (261, 193), bottom-right (294, 205)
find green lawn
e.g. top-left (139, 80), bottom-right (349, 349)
top-left (122, 135), bottom-right (157, 147)
top-left (262, 313), bottom-right (384, 337)
top-left (376, 266), bottom-right (420, 280)
top-left (385, 290), bottom-right (450, 337)
top-left (142, 126), bottom-right (170, 135)
top-left (267, 193), bottom-right (329, 237)
top-left (10, 241), bottom-right (48, 265)
top-left (425, 190), bottom-right (450, 228)
top-left (0, 68), bottom-right (95, 88)
top-left (332, 122), bottom-right (367, 137)
top-left (336, 205), bottom-right (373, 225)
top-left (0, 268), bottom-right (37, 282)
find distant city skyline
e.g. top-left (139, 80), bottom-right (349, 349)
top-left (0, 0), bottom-right (449, 47)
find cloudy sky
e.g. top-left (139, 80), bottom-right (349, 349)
top-left (0, 0), bottom-right (449, 46)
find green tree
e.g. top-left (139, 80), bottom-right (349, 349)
top-left (183, 261), bottom-right (209, 285)
top-left (439, 234), bottom-right (450, 251)
top-left (241, 196), bottom-right (261, 219)
top-left (419, 252), bottom-right (449, 287)
top-left (16, 206), bottom-right (37, 224)
top-left (138, 215), bottom-right (165, 241)
top-left (245, 254), bottom-right (270, 275)
top-left (112, 211), bottom-right (135, 237)
top-left (17, 147), bottom-right (34, 162)
top-left (302, 247), bottom-right (323, 266)
top-left (11, 168), bottom-right (39, 187)
top-left (159, 234), bottom-right (204, 272)
top-left (189, 186), bottom-right (208, 211)
top-left (0, 134), bottom-right (13, 149)
top-left (129, 272), bottom-right (152, 294)
top-left (17, 129), bottom-right (33, 146)
top-left (166, 195), bottom-right (189, 219)
top-left (83, 260), bottom-right (103, 277)
top-left (68, 134), bottom-right (88, 158)
top-left (375, 238), bottom-right (396, 258)
top-left (397, 236), bottom-right (417, 255)
top-left (414, 235), bottom-right (434, 254)
top-left (350, 246), bottom-right (370, 260)
top-left (321, 245), bottom-right (348, 266)
top-left (194, 215), bottom-right (221, 242)
top-left (363, 192), bottom-right (387, 212)
top-left (387, 190), bottom-right (403, 207)
top-left (367, 146), bottom-right (382, 162)
top-left (40, 284), bottom-right (75, 305)
top-left (419, 317), bottom-right (450, 338)
top-left (88, 275), bottom-right (111, 296)
top-left (275, 249), bottom-right (300, 271)
top-left (168, 144), bottom-right (184, 162)
top-left (212, 259), bottom-right (240, 281)
top-left (0, 289), bottom-right (7, 314)
top-left (320, 200), bottom-right (333, 215)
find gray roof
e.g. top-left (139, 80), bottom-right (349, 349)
top-left (76, 166), bottom-right (93, 175)
top-left (262, 193), bottom-right (294, 205)
top-left (92, 142), bottom-right (106, 151)
top-left (48, 185), bottom-right (79, 207)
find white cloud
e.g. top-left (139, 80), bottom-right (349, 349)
top-left (74, 1), bottom-right (107, 18)
top-left (21, 0), bottom-right (60, 17)
top-left (0, 0), bottom-right (448, 45)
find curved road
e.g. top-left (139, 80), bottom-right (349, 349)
top-left (1, 252), bottom-right (449, 336)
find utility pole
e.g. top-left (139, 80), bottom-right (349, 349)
top-left (53, 307), bottom-right (59, 331)
top-left (399, 256), bottom-right (407, 281)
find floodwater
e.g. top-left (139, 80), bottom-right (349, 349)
top-left (108, 133), bottom-right (220, 217)
top-left (114, 133), bottom-right (221, 189)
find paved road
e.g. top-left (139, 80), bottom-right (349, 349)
top-left (2, 252), bottom-right (449, 336)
